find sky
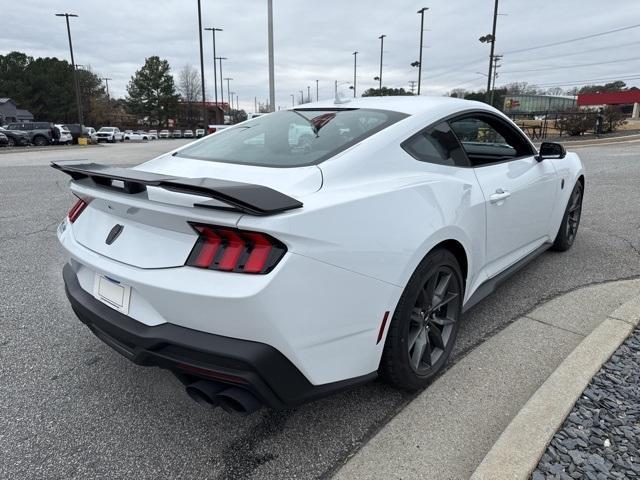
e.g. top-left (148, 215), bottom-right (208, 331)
top-left (3, 0), bottom-right (640, 112)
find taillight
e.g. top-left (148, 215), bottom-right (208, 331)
top-left (186, 224), bottom-right (286, 274)
top-left (67, 198), bottom-right (89, 223)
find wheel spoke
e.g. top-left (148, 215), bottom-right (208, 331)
top-left (428, 324), bottom-right (445, 350)
top-left (431, 315), bottom-right (456, 327)
top-left (424, 275), bottom-right (438, 307)
top-left (410, 308), bottom-right (423, 324)
top-left (411, 329), bottom-right (427, 370)
top-left (432, 272), bottom-right (451, 306)
top-left (407, 323), bottom-right (422, 350)
top-left (429, 292), bottom-right (459, 314)
top-left (422, 333), bottom-right (433, 367)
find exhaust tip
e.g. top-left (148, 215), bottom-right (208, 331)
top-left (185, 380), bottom-right (225, 408)
top-left (216, 387), bottom-right (262, 415)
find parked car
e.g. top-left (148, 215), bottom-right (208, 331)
top-left (172, 130), bottom-right (182, 138)
top-left (63, 124), bottom-right (85, 144)
top-left (83, 127), bottom-right (98, 143)
top-left (159, 129), bottom-right (170, 139)
top-left (207, 124), bottom-right (229, 134)
top-left (55, 124), bottom-right (73, 145)
top-left (5, 121), bottom-right (54, 146)
top-left (195, 128), bottom-right (205, 138)
top-left (52, 97), bottom-right (584, 413)
top-left (183, 129), bottom-right (194, 138)
top-left (123, 131), bottom-right (150, 141)
top-left (146, 130), bottom-right (158, 140)
top-left (96, 127), bottom-right (124, 143)
top-left (0, 132), bottom-right (8, 147)
top-left (0, 127), bottom-right (30, 147)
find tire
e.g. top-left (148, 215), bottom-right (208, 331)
top-left (7, 138), bottom-right (15, 147)
top-left (32, 135), bottom-right (48, 147)
top-left (380, 248), bottom-right (464, 390)
top-left (551, 180), bottom-right (583, 252)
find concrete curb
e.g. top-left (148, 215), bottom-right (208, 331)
top-left (470, 294), bottom-right (640, 480)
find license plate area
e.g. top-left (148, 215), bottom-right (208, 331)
top-left (93, 274), bottom-right (131, 314)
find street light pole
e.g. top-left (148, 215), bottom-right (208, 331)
top-left (55, 13), bottom-right (83, 124)
top-left (378, 35), bottom-right (386, 95)
top-left (485, 0), bottom-right (499, 102)
top-left (315, 79), bottom-right (319, 101)
top-left (267, 0), bottom-right (275, 112)
top-left (102, 77), bottom-right (112, 125)
top-left (196, 0), bottom-right (207, 127)
top-left (216, 57), bottom-right (227, 110)
top-left (307, 86), bottom-right (311, 102)
top-left (299, 90), bottom-right (304, 104)
top-left (416, 8), bottom-right (428, 95)
top-left (291, 94), bottom-right (295, 107)
top-left (224, 77), bottom-right (233, 114)
top-left (353, 51), bottom-right (358, 97)
top-left (205, 27), bottom-right (222, 106)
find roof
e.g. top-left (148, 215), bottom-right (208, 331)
top-left (292, 95), bottom-right (491, 116)
top-left (0, 98), bottom-right (14, 105)
top-left (577, 90), bottom-right (640, 106)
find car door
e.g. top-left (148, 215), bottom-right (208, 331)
top-left (450, 113), bottom-right (559, 278)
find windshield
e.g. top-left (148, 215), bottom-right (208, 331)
top-left (176, 108), bottom-right (407, 167)
top-left (99, 127), bottom-right (114, 132)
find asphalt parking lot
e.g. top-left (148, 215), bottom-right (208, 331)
top-left (1, 139), bottom-right (639, 480)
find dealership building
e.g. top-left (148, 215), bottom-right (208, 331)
top-left (577, 89), bottom-right (640, 118)
top-left (503, 95), bottom-right (577, 115)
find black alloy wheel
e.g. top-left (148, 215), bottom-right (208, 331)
top-left (552, 181), bottom-right (583, 251)
top-left (381, 248), bottom-right (463, 390)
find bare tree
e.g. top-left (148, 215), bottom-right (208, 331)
top-left (546, 87), bottom-right (565, 96)
top-left (178, 64), bottom-right (202, 126)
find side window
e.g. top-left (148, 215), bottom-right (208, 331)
top-left (449, 115), bottom-right (534, 167)
top-left (402, 122), bottom-right (469, 167)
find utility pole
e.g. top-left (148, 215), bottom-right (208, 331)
top-left (416, 7), bottom-right (428, 95)
top-left (55, 13), bottom-right (83, 124)
top-left (408, 80), bottom-right (417, 94)
top-left (267, 0), bottom-right (275, 112)
top-left (315, 79), bottom-right (319, 101)
top-left (489, 55), bottom-right (502, 106)
top-left (205, 27), bottom-right (222, 106)
top-left (224, 77), bottom-right (233, 114)
top-left (196, 0), bottom-right (207, 127)
top-left (353, 51), bottom-right (358, 97)
top-left (481, 0), bottom-right (499, 103)
top-left (378, 35), bottom-right (386, 95)
top-left (307, 85), bottom-right (311, 103)
top-left (216, 57), bottom-right (227, 111)
top-left (102, 77), bottom-right (112, 124)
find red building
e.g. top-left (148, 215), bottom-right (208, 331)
top-left (577, 89), bottom-right (640, 118)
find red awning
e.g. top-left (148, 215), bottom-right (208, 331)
top-left (577, 90), bottom-right (640, 106)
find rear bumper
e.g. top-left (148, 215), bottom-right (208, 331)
top-left (63, 264), bottom-right (375, 409)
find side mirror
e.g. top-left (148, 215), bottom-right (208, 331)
top-left (536, 142), bottom-right (566, 161)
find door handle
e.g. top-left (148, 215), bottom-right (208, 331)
top-left (489, 188), bottom-right (511, 204)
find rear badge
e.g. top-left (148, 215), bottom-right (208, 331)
top-left (106, 224), bottom-right (124, 245)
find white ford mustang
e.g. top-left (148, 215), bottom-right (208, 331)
top-left (54, 96), bottom-right (584, 414)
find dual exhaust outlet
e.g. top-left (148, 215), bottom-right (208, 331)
top-left (185, 380), bottom-right (262, 415)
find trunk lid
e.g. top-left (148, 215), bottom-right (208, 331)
top-left (68, 155), bottom-right (321, 269)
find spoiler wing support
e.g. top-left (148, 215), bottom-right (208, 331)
top-left (51, 161), bottom-right (303, 216)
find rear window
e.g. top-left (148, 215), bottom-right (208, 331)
top-left (175, 108), bottom-right (407, 167)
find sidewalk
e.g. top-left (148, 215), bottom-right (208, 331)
top-left (333, 279), bottom-right (640, 480)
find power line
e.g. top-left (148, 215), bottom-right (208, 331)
top-left (503, 23), bottom-right (640, 55)
top-left (500, 55), bottom-right (640, 74)
top-left (505, 39), bottom-right (640, 61)
top-left (531, 73), bottom-right (640, 88)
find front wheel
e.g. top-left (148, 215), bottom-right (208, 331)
top-left (551, 181), bottom-right (583, 252)
top-left (32, 135), bottom-right (48, 147)
top-left (380, 249), bottom-right (463, 390)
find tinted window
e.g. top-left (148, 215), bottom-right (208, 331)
top-left (449, 115), bottom-right (533, 167)
top-left (176, 108), bottom-right (407, 167)
top-left (402, 122), bottom-right (469, 167)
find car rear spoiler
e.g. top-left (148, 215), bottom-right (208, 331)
top-left (51, 161), bottom-right (303, 216)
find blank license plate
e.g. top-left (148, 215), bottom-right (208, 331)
top-left (93, 274), bottom-right (131, 314)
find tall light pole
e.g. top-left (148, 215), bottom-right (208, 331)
top-left (352, 51), bottom-right (358, 97)
top-left (224, 77), bottom-right (233, 114)
top-left (196, 0), bottom-right (207, 127)
top-left (307, 86), bottom-right (311, 103)
top-left (291, 94), bottom-right (295, 107)
top-left (479, 0), bottom-right (499, 103)
top-left (416, 8), bottom-right (428, 95)
top-left (55, 13), bottom-right (83, 124)
top-left (102, 77), bottom-right (112, 125)
top-left (378, 35), bottom-right (386, 95)
top-left (267, 0), bottom-right (275, 112)
top-left (299, 90), bottom-right (304, 104)
top-left (315, 79), bottom-right (319, 101)
top-left (204, 27), bottom-right (222, 106)
top-left (216, 57), bottom-right (227, 110)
